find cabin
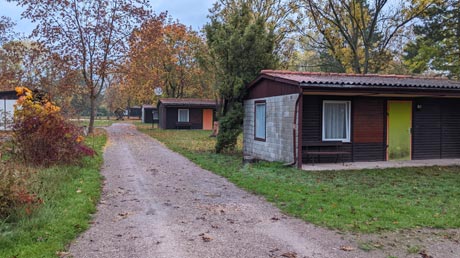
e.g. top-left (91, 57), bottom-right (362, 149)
top-left (243, 70), bottom-right (460, 168)
top-left (141, 105), bottom-right (159, 124)
top-left (128, 106), bottom-right (142, 119)
top-left (0, 90), bottom-right (17, 130)
top-left (157, 98), bottom-right (216, 130)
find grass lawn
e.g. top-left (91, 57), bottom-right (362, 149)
top-left (70, 117), bottom-right (116, 128)
top-left (0, 132), bottom-right (106, 258)
top-left (137, 125), bottom-right (460, 233)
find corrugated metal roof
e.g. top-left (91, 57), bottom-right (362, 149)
top-left (260, 70), bottom-right (460, 89)
top-left (159, 98), bottom-right (216, 106)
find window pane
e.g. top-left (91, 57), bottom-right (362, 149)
top-left (323, 101), bottom-right (350, 141)
top-left (178, 109), bottom-right (189, 122)
top-left (255, 103), bottom-right (266, 139)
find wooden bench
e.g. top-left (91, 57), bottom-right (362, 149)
top-left (176, 122), bottom-right (192, 129)
top-left (303, 141), bottom-right (351, 165)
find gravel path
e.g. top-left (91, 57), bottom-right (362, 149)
top-left (68, 124), bottom-right (458, 258)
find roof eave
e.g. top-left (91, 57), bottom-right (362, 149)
top-left (300, 84), bottom-right (460, 97)
top-left (246, 74), bottom-right (301, 89)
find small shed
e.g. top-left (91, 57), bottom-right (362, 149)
top-left (128, 106), bottom-right (141, 119)
top-left (157, 98), bottom-right (217, 130)
top-left (0, 90), bottom-right (18, 130)
top-left (244, 70), bottom-right (460, 168)
top-left (142, 105), bottom-right (159, 124)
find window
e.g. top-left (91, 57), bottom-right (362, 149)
top-left (178, 109), bottom-right (189, 122)
top-left (152, 111), bottom-right (159, 120)
top-left (322, 100), bottom-right (351, 142)
top-left (255, 101), bottom-right (266, 140)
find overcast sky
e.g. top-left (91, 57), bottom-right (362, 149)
top-left (0, 0), bottom-right (215, 35)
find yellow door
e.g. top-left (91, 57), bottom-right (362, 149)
top-left (387, 101), bottom-right (412, 160)
top-left (202, 109), bottom-right (213, 130)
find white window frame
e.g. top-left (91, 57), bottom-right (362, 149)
top-left (178, 109), bottom-right (189, 123)
top-left (254, 101), bottom-right (266, 140)
top-left (322, 100), bottom-right (351, 142)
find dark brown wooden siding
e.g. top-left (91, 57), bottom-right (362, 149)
top-left (301, 95), bottom-right (353, 163)
top-left (412, 99), bottom-right (442, 159)
top-left (300, 95), bottom-right (460, 163)
top-left (246, 79), bottom-right (299, 99)
top-left (412, 99), bottom-right (460, 159)
top-left (302, 96), bottom-right (322, 142)
top-left (165, 108), bottom-right (178, 129)
top-left (161, 107), bottom-right (211, 129)
top-left (143, 108), bottom-right (158, 123)
top-left (0, 91), bottom-right (17, 100)
top-left (189, 109), bottom-right (203, 129)
top-left (441, 99), bottom-right (460, 158)
top-left (159, 104), bottom-right (167, 129)
top-left (302, 96), bottom-right (386, 163)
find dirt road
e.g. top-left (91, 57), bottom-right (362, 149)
top-left (68, 123), bottom-right (458, 258)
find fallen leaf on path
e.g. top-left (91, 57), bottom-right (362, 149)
top-left (117, 212), bottom-right (133, 220)
top-left (200, 233), bottom-right (213, 242)
top-left (419, 250), bottom-right (433, 258)
top-left (340, 245), bottom-right (355, 251)
top-left (56, 251), bottom-right (70, 257)
top-left (281, 251), bottom-right (297, 258)
top-left (269, 248), bottom-right (279, 253)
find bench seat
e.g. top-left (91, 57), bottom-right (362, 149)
top-left (303, 141), bottom-right (351, 165)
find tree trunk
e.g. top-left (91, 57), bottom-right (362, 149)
top-left (88, 89), bottom-right (96, 134)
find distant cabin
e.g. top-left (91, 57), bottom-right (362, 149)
top-left (0, 90), bottom-right (17, 131)
top-left (128, 106), bottom-right (141, 119)
top-left (157, 98), bottom-right (217, 130)
top-left (141, 105), bottom-right (159, 124)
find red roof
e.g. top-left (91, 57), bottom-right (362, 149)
top-left (253, 70), bottom-right (460, 90)
top-left (158, 98), bottom-right (216, 107)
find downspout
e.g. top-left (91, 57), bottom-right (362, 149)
top-left (285, 85), bottom-right (303, 167)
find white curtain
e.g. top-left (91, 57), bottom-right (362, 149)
top-left (255, 103), bottom-right (266, 139)
top-left (324, 102), bottom-right (348, 140)
top-left (178, 109), bottom-right (189, 122)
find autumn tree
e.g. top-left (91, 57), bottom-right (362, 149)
top-left (10, 0), bottom-right (151, 133)
top-left (404, 0), bottom-right (460, 79)
top-left (295, 0), bottom-right (434, 74)
top-left (206, 1), bottom-right (278, 152)
top-left (102, 73), bottom-right (130, 116)
top-left (124, 13), bottom-right (213, 107)
top-left (0, 16), bottom-right (15, 46)
top-left (0, 16), bottom-right (18, 90)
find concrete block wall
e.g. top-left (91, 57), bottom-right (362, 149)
top-left (243, 94), bottom-right (299, 163)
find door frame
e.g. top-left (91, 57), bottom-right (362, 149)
top-left (386, 100), bottom-right (413, 161)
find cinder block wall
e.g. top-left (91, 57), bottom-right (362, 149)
top-left (243, 94), bottom-right (298, 163)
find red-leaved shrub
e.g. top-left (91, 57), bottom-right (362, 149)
top-left (13, 87), bottom-right (94, 166)
top-left (0, 161), bottom-right (40, 218)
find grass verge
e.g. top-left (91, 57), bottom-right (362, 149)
top-left (71, 118), bottom-right (115, 128)
top-left (0, 132), bottom-right (106, 258)
top-left (137, 125), bottom-right (460, 233)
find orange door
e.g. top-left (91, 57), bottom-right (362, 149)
top-left (202, 109), bottom-right (213, 130)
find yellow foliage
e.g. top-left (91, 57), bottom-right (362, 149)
top-left (76, 135), bottom-right (84, 143)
